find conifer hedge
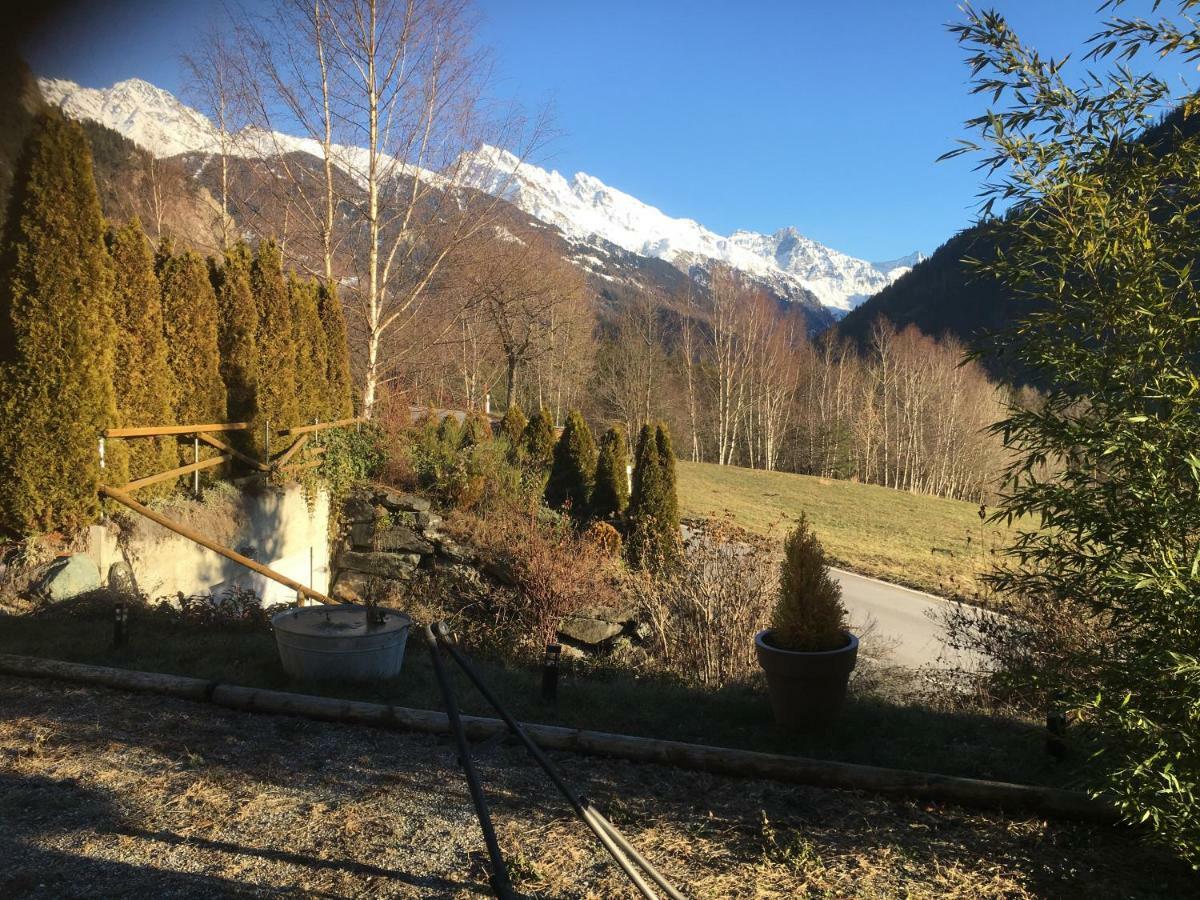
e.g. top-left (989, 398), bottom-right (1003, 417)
top-left (459, 409), bottom-right (492, 448)
top-left (107, 220), bottom-right (177, 497)
top-left (500, 403), bottom-right (527, 463)
top-left (317, 283), bottom-right (352, 419)
top-left (212, 241), bottom-right (258, 426)
top-left (0, 112), bottom-right (117, 534)
top-left (591, 425), bottom-right (629, 521)
top-left (157, 242), bottom-right (226, 432)
top-left (290, 274), bottom-right (328, 428)
top-left (546, 409), bottom-right (596, 519)
top-left (250, 240), bottom-right (299, 453)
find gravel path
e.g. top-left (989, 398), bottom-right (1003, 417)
top-left (0, 675), bottom-right (1193, 898)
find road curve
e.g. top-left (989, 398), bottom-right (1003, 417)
top-left (831, 568), bottom-right (973, 670)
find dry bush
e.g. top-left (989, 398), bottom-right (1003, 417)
top-left (449, 509), bottom-right (622, 651)
top-left (633, 518), bottom-right (776, 689)
top-left (583, 520), bottom-right (623, 558)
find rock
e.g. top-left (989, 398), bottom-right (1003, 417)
top-left (343, 496), bottom-right (378, 524)
top-left (349, 522), bottom-right (376, 550)
top-left (376, 491), bottom-right (431, 514)
top-left (330, 571), bottom-right (376, 604)
top-left (434, 537), bottom-right (474, 564)
top-left (107, 561), bottom-right (138, 597)
top-left (558, 615), bottom-right (624, 646)
top-left (558, 643), bottom-right (586, 661)
top-left (416, 511), bottom-right (442, 531)
top-left (38, 555), bottom-right (101, 602)
top-left (339, 551), bottom-right (421, 579)
top-left (373, 525), bottom-right (434, 555)
top-left (573, 604), bottom-right (636, 625)
top-left (481, 558), bottom-right (518, 587)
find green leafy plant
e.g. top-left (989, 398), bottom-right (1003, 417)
top-left (769, 514), bottom-right (846, 652)
top-left (946, 2), bottom-right (1200, 864)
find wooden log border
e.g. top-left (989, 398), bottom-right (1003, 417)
top-left (0, 652), bottom-right (1115, 823)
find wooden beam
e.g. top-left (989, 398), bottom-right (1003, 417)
top-left (98, 485), bottom-right (335, 606)
top-left (279, 457), bottom-right (323, 474)
top-left (105, 423), bottom-right (250, 438)
top-left (272, 433), bottom-right (310, 469)
top-left (196, 433), bottom-right (269, 472)
top-left (0, 652), bottom-right (1119, 823)
top-left (278, 417), bottom-right (362, 437)
top-left (117, 453), bottom-right (230, 493)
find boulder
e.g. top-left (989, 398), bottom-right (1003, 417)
top-left (573, 604), bottom-right (636, 625)
top-left (339, 551), bottom-right (421, 579)
top-left (38, 555), bottom-right (101, 602)
top-left (373, 525), bottom-right (434, 555)
top-left (376, 491), bottom-right (431, 514)
top-left (349, 522), bottom-right (376, 550)
top-left (330, 570), bottom-right (376, 604)
top-left (107, 561), bottom-right (138, 597)
top-left (343, 496), bottom-right (378, 524)
top-left (558, 615), bottom-right (624, 646)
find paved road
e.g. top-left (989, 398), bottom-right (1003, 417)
top-left (831, 568), bottom-right (977, 670)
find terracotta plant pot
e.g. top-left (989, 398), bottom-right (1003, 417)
top-left (754, 629), bottom-right (858, 728)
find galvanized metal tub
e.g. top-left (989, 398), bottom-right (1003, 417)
top-left (272, 604), bottom-right (411, 682)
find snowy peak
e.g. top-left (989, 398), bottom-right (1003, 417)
top-left (460, 145), bottom-right (918, 311)
top-left (39, 77), bottom-right (220, 158)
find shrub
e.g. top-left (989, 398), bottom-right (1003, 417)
top-left (523, 407), bottom-right (555, 471)
top-left (436, 413), bottom-right (461, 448)
top-left (770, 514), bottom-right (847, 652)
top-left (107, 219), bottom-right (177, 497)
top-left (583, 520), bottom-right (623, 558)
top-left (250, 240), bottom-right (299, 451)
top-left (405, 415), bottom-right (531, 513)
top-left (318, 422), bottom-right (386, 502)
top-left (545, 409), bottom-right (596, 520)
top-left (0, 112), bottom-right (117, 535)
top-left (211, 241), bottom-right (258, 428)
top-left (157, 242), bottom-right (227, 432)
top-left (451, 508), bottom-right (621, 650)
top-left (500, 403), bottom-right (527, 449)
top-left (632, 518), bottom-right (775, 689)
top-left (626, 422), bottom-right (681, 570)
top-left (289, 274), bottom-right (328, 428)
top-left (317, 282), bottom-right (352, 419)
top-left (459, 409), bottom-right (492, 449)
top-left (591, 425), bottom-right (629, 521)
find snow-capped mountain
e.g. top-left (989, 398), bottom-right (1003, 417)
top-left (459, 145), bottom-right (919, 311)
top-left (39, 75), bottom-right (918, 313)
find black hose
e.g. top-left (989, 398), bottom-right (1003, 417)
top-left (423, 624), bottom-right (516, 900)
top-left (432, 621), bottom-right (686, 900)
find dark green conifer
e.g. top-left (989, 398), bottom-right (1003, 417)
top-left (317, 282), bottom-right (352, 419)
top-left (499, 402), bottom-right (527, 464)
top-left (107, 220), bottom-right (177, 497)
top-left (546, 409), bottom-right (597, 519)
top-left (0, 112), bottom-right (117, 534)
top-left (459, 409), bottom-right (492, 448)
top-left (436, 413), bottom-right (461, 448)
top-left (211, 241), bottom-right (258, 427)
top-left (523, 407), bottom-right (556, 471)
top-left (250, 240), bottom-right (299, 452)
top-left (626, 422), bottom-right (681, 570)
top-left (591, 425), bottom-right (630, 521)
top-left (290, 274), bottom-right (327, 426)
top-left (158, 243), bottom-right (226, 430)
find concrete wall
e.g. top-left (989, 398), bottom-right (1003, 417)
top-left (87, 484), bottom-right (331, 605)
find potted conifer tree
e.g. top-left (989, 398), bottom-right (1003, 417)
top-left (755, 515), bottom-right (857, 727)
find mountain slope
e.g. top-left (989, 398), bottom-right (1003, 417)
top-left (459, 144), bottom-right (919, 312)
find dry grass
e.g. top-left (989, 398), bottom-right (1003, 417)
top-left (677, 461), bottom-right (1019, 600)
top-left (1, 675), bottom-right (1194, 898)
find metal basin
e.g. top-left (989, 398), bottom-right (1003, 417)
top-left (272, 604), bottom-right (411, 682)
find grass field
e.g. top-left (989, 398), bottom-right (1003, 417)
top-left (677, 461), bottom-right (1017, 599)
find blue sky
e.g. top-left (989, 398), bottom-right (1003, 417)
top-left (21, 0), bottom-right (1192, 261)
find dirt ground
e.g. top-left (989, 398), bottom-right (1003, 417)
top-left (0, 675), bottom-right (1194, 899)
